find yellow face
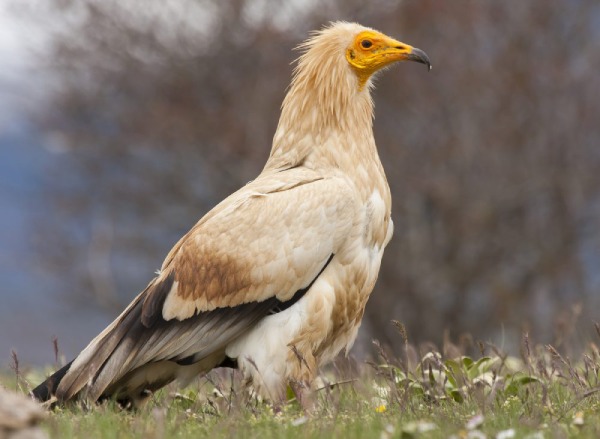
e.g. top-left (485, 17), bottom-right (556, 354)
top-left (346, 30), bottom-right (430, 89)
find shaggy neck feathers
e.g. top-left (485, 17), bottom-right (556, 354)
top-left (265, 23), bottom-right (376, 172)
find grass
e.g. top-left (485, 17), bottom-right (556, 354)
top-left (4, 327), bottom-right (600, 438)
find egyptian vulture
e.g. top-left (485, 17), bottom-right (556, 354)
top-left (32, 22), bottom-right (430, 408)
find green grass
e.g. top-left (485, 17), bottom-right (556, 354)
top-left (4, 334), bottom-right (600, 438)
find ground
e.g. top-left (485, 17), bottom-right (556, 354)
top-left (3, 333), bottom-right (600, 438)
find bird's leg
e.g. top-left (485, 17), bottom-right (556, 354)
top-left (287, 343), bottom-right (318, 413)
top-left (289, 379), bottom-right (315, 413)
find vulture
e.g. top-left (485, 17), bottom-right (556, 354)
top-left (32, 21), bottom-right (430, 408)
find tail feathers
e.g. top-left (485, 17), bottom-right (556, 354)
top-left (31, 273), bottom-right (276, 406)
top-left (54, 290), bottom-right (149, 402)
top-left (31, 277), bottom-right (199, 406)
top-left (30, 360), bottom-right (73, 402)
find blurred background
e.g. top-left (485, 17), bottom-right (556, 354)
top-left (1, 0), bottom-right (600, 368)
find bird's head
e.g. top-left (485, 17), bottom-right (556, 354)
top-left (272, 22), bottom-right (431, 159)
top-left (292, 22), bottom-right (431, 95)
top-left (345, 29), bottom-right (431, 89)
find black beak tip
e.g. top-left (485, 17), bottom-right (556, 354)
top-left (408, 48), bottom-right (432, 71)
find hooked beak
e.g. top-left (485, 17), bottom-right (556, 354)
top-left (406, 47), bottom-right (432, 71)
top-left (379, 35), bottom-right (432, 72)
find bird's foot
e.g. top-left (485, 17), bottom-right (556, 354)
top-left (289, 379), bottom-right (315, 414)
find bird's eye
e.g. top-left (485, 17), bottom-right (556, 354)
top-left (360, 40), bottom-right (373, 49)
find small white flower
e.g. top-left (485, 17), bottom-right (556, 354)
top-left (573, 411), bottom-right (584, 426)
top-left (380, 424), bottom-right (395, 439)
top-left (373, 384), bottom-right (390, 398)
top-left (403, 420), bottom-right (438, 434)
top-left (291, 416), bottom-right (308, 427)
top-left (523, 432), bottom-right (544, 439)
top-left (496, 428), bottom-right (516, 439)
top-left (466, 413), bottom-right (485, 430)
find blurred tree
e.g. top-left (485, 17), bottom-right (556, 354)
top-left (29, 0), bottom-right (600, 355)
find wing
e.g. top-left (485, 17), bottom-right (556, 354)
top-left (142, 167), bottom-right (357, 324)
top-left (48, 168), bottom-right (357, 403)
